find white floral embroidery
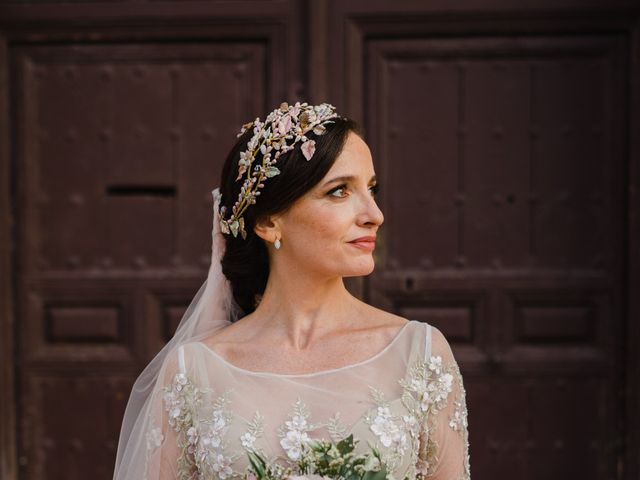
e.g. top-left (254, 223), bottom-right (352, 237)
top-left (280, 429), bottom-right (309, 460)
top-left (156, 347), bottom-right (470, 480)
top-left (363, 387), bottom-right (410, 473)
top-left (186, 426), bottom-right (198, 454)
top-left (163, 372), bottom-right (201, 433)
top-left (241, 432), bottom-right (256, 449)
top-left (416, 456), bottom-right (431, 476)
top-left (400, 355), bottom-right (453, 416)
top-left (161, 372), bottom-right (203, 479)
top-left (449, 399), bottom-right (468, 432)
top-left (399, 354), bottom-right (470, 480)
top-left (200, 420), bottom-right (224, 448)
top-left (162, 371), bottom-right (241, 479)
top-left (326, 412), bottom-right (349, 442)
top-left (145, 426), bottom-right (164, 451)
top-left (450, 361), bottom-right (471, 480)
top-left (428, 355), bottom-right (443, 373)
top-left (143, 420), bottom-right (166, 480)
top-left (240, 411), bottom-right (265, 454)
top-left (402, 413), bottom-right (420, 439)
top-left (370, 406), bottom-right (403, 448)
top-left (195, 392), bottom-right (241, 479)
top-left (212, 452), bottom-right (233, 478)
top-left (277, 398), bottom-right (319, 460)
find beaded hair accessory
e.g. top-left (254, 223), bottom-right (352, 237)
top-left (218, 101), bottom-right (340, 239)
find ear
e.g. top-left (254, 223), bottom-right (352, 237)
top-left (253, 214), bottom-right (281, 243)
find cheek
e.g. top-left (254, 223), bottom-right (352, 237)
top-left (286, 206), bottom-right (351, 256)
top-left (295, 208), bottom-right (348, 242)
top-left (285, 207), bottom-right (374, 274)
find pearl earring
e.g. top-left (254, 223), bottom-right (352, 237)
top-left (274, 237), bottom-right (281, 250)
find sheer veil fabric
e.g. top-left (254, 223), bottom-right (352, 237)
top-left (112, 188), bottom-right (244, 478)
top-left (112, 189), bottom-right (471, 480)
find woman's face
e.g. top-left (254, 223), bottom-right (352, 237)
top-left (269, 131), bottom-right (384, 278)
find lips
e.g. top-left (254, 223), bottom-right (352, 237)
top-left (348, 236), bottom-right (376, 252)
top-left (349, 236), bottom-right (376, 243)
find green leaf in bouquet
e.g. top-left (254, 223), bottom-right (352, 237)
top-left (247, 451), bottom-right (267, 478)
top-left (336, 434), bottom-right (356, 455)
top-left (307, 439), bottom-right (325, 452)
top-left (362, 466), bottom-right (388, 480)
top-left (344, 473), bottom-right (362, 480)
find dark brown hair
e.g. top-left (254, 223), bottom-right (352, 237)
top-left (218, 116), bottom-right (362, 315)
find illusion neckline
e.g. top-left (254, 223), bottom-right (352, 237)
top-left (196, 319), bottom-right (417, 378)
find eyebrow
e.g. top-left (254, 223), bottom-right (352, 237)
top-left (322, 174), bottom-right (377, 187)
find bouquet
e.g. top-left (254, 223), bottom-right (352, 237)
top-left (244, 434), bottom-right (390, 480)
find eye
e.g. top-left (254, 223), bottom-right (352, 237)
top-left (328, 183), bottom-right (380, 198)
top-left (328, 184), bottom-right (348, 198)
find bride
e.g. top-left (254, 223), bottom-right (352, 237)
top-left (112, 102), bottom-right (470, 480)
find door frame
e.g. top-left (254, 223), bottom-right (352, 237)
top-left (626, 22), bottom-right (640, 480)
top-left (0, 32), bottom-right (18, 480)
top-left (0, 5), bottom-right (639, 479)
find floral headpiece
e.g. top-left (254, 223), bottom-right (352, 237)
top-left (218, 101), bottom-right (340, 239)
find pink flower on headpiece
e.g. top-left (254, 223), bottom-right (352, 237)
top-left (291, 102), bottom-right (302, 116)
top-left (276, 114), bottom-right (292, 136)
top-left (301, 139), bottom-right (316, 160)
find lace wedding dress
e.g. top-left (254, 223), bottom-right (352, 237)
top-left (137, 320), bottom-right (470, 480)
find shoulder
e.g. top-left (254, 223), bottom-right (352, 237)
top-left (198, 319), bottom-right (254, 353)
top-left (158, 341), bottom-right (207, 380)
top-left (427, 324), bottom-right (460, 365)
top-left (357, 301), bottom-right (410, 329)
top-left (429, 324), bottom-right (448, 348)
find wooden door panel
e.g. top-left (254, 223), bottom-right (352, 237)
top-left (18, 43), bottom-right (265, 272)
top-left (367, 37), bottom-right (619, 272)
top-left (14, 41), bottom-right (269, 479)
top-left (466, 375), bottom-right (606, 478)
top-left (23, 281), bottom-right (137, 364)
top-left (502, 287), bottom-right (614, 369)
top-left (23, 374), bottom-right (131, 480)
top-left (360, 31), bottom-right (625, 479)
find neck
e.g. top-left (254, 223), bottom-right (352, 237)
top-left (245, 268), bottom-right (363, 351)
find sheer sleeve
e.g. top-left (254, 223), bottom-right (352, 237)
top-left (417, 326), bottom-right (471, 480)
top-left (136, 345), bottom-right (198, 480)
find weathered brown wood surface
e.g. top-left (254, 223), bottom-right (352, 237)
top-left (0, 1), bottom-right (638, 479)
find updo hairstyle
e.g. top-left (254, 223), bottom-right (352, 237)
top-left (217, 115), bottom-right (362, 315)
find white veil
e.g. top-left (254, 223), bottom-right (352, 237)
top-left (112, 186), bottom-right (244, 480)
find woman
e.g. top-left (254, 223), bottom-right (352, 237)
top-left (112, 102), bottom-right (470, 480)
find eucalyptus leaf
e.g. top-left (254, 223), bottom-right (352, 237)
top-left (229, 220), bottom-right (239, 237)
top-left (265, 166), bottom-right (280, 178)
top-left (239, 218), bottom-right (247, 240)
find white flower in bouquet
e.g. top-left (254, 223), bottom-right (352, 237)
top-left (287, 475), bottom-right (332, 480)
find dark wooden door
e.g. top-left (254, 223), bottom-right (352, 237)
top-left (365, 34), bottom-right (626, 479)
top-left (7, 21), bottom-right (296, 480)
top-left (1, 1), bottom-right (638, 480)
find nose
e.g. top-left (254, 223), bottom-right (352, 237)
top-left (357, 189), bottom-right (384, 227)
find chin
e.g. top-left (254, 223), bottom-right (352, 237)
top-left (341, 258), bottom-right (376, 277)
